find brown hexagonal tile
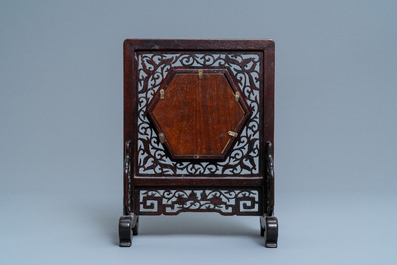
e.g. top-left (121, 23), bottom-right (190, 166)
top-left (147, 68), bottom-right (251, 160)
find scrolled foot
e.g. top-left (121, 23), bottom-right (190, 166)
top-left (119, 213), bottom-right (139, 247)
top-left (260, 215), bottom-right (278, 248)
top-left (119, 215), bottom-right (133, 247)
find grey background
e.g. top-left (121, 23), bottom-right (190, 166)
top-left (1, 0), bottom-right (396, 264)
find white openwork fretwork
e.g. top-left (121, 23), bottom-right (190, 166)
top-left (139, 189), bottom-right (260, 215)
top-left (137, 52), bottom-right (262, 176)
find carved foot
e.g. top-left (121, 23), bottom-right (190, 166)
top-left (260, 215), bottom-right (278, 248)
top-left (119, 214), bottom-right (138, 247)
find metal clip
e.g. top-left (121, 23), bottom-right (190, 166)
top-left (228, 131), bottom-right (238, 137)
top-left (198, 70), bottom-right (203, 80)
top-left (160, 89), bottom-right (164, 99)
top-left (235, 92), bottom-right (240, 102)
top-left (159, 133), bottom-right (165, 143)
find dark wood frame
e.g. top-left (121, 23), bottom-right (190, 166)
top-left (119, 39), bottom-right (278, 248)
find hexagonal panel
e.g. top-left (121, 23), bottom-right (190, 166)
top-left (147, 68), bottom-right (251, 160)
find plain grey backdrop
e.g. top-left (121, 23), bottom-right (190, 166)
top-left (1, 0), bottom-right (396, 264)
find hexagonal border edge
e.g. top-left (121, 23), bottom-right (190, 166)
top-left (146, 67), bottom-right (252, 161)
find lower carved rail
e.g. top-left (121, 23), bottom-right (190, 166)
top-left (136, 188), bottom-right (263, 216)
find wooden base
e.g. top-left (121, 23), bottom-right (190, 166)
top-left (119, 214), bottom-right (139, 247)
top-left (120, 214), bottom-right (277, 248)
top-left (260, 215), bottom-right (278, 248)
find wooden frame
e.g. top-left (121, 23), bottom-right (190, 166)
top-left (119, 39), bottom-right (278, 248)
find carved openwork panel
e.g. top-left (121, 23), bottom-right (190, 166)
top-left (136, 52), bottom-right (263, 176)
top-left (136, 188), bottom-right (262, 216)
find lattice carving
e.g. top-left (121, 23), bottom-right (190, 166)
top-left (136, 52), bottom-right (262, 176)
top-left (138, 189), bottom-right (261, 215)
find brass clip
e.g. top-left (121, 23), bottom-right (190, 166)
top-left (159, 133), bottom-right (165, 143)
top-left (234, 92), bottom-right (240, 102)
top-left (160, 89), bottom-right (164, 99)
top-left (198, 70), bottom-right (203, 80)
top-left (228, 131), bottom-right (238, 137)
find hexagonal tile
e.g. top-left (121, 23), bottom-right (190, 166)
top-left (147, 68), bottom-right (251, 160)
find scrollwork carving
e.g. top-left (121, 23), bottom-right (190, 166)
top-left (138, 189), bottom-right (261, 215)
top-left (136, 52), bottom-right (262, 176)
